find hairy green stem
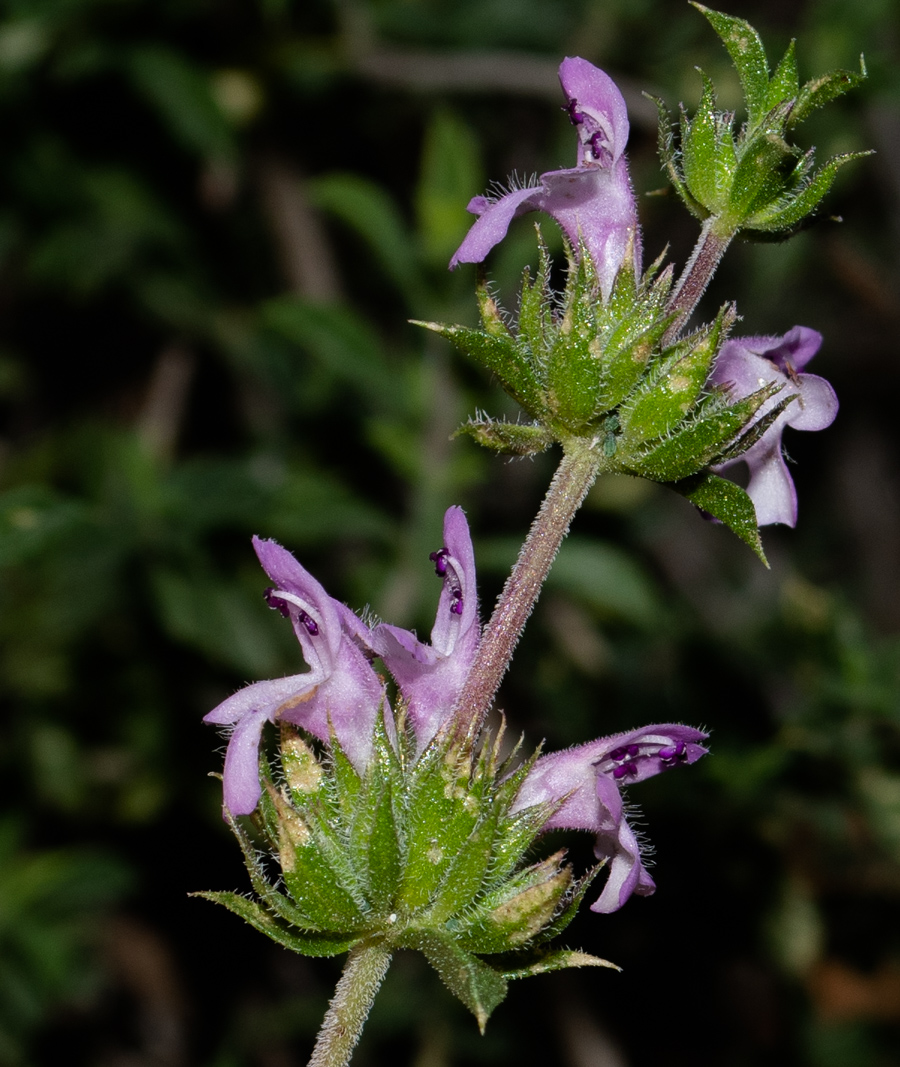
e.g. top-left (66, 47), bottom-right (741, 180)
top-left (454, 442), bottom-right (601, 739)
top-left (307, 942), bottom-right (392, 1067)
top-left (663, 218), bottom-right (734, 345)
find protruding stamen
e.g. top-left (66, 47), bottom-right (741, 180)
top-left (612, 761), bottom-right (638, 780)
top-left (563, 97), bottom-right (584, 125)
top-left (264, 588), bottom-right (291, 618)
top-left (588, 130), bottom-right (609, 161)
top-left (264, 588), bottom-right (319, 635)
top-left (430, 546), bottom-right (465, 617)
top-left (659, 741), bottom-right (687, 763)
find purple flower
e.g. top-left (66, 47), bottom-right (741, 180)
top-left (204, 536), bottom-right (386, 815)
top-left (449, 56), bottom-right (640, 300)
top-left (711, 327), bottom-right (839, 527)
top-left (370, 506), bottom-right (480, 752)
top-left (512, 724), bottom-right (708, 913)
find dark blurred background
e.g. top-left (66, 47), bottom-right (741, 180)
top-left (0, 0), bottom-right (897, 1064)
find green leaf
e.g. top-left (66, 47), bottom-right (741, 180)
top-left (453, 852), bottom-right (571, 954)
top-left (428, 812), bottom-right (500, 922)
top-left (532, 864), bottom-right (604, 945)
top-left (397, 742), bottom-right (481, 909)
top-left (746, 151), bottom-right (872, 232)
top-left (416, 320), bottom-right (543, 416)
top-left (693, 5), bottom-right (770, 127)
top-left (223, 813), bottom-right (329, 932)
top-left (711, 393), bottom-right (796, 465)
top-left (674, 472), bottom-right (767, 564)
top-left (726, 116), bottom-right (796, 222)
top-left (593, 281), bottom-right (673, 412)
top-left (767, 40), bottom-right (800, 111)
top-left (681, 73), bottom-right (722, 211)
top-left (411, 932), bottom-right (508, 1032)
top-left (194, 892), bottom-right (358, 957)
top-left (353, 716), bottom-right (403, 909)
top-left (364, 791), bottom-right (402, 912)
top-left (618, 313), bottom-right (728, 446)
top-left (631, 391), bottom-right (766, 482)
top-left (648, 93), bottom-right (705, 219)
top-left (279, 804), bottom-right (371, 930)
top-left (546, 249), bottom-right (606, 427)
top-left (455, 418), bottom-right (552, 456)
top-left (499, 947), bottom-right (620, 980)
top-left (516, 234), bottom-right (554, 364)
top-left (790, 59), bottom-right (867, 128)
top-left (327, 734), bottom-right (363, 822)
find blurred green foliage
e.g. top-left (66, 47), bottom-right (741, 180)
top-left (0, 0), bottom-right (897, 1064)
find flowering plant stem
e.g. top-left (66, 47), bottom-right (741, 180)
top-left (454, 441), bottom-right (602, 739)
top-left (307, 942), bottom-right (393, 1067)
top-left (663, 217), bottom-right (734, 345)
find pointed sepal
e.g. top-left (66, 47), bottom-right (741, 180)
top-left (455, 417), bottom-right (553, 456)
top-left (410, 932), bottom-right (508, 1033)
top-left (674, 471), bottom-right (767, 564)
top-left (193, 891), bottom-right (359, 957)
top-left (498, 946), bottom-right (620, 980)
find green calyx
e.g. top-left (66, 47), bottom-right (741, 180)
top-left (419, 235), bottom-right (783, 561)
top-left (653, 4), bottom-right (869, 238)
top-left (196, 715), bottom-right (615, 1033)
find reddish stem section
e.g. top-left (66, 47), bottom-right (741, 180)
top-left (454, 444), bottom-right (601, 738)
top-left (663, 218), bottom-right (734, 345)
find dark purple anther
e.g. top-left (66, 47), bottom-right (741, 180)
top-left (297, 610), bottom-right (319, 636)
top-left (429, 548), bottom-right (449, 577)
top-left (264, 588), bottom-right (291, 618)
top-left (609, 747), bottom-right (627, 762)
top-left (659, 741), bottom-right (687, 763)
top-left (563, 97), bottom-right (584, 125)
top-left (450, 598), bottom-right (464, 616)
top-left (612, 761), bottom-right (638, 780)
top-left (588, 131), bottom-right (607, 161)
top-left (626, 744), bottom-right (640, 757)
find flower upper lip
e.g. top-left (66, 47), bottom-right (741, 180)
top-left (449, 56), bottom-right (640, 301)
top-left (203, 535), bottom-right (386, 816)
top-left (369, 505), bottom-right (481, 752)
